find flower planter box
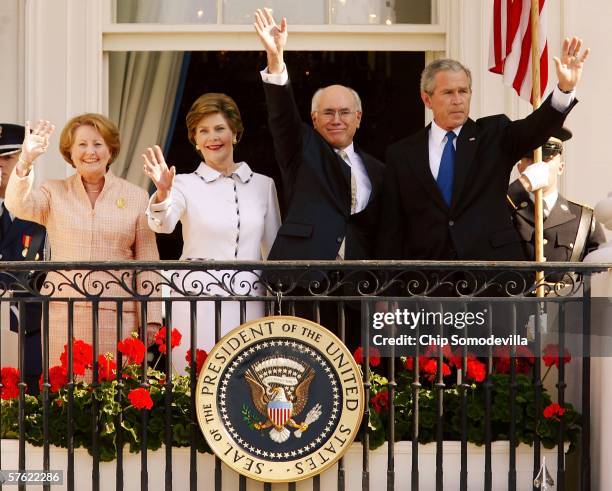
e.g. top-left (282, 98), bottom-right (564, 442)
top-left (1, 439), bottom-right (563, 490)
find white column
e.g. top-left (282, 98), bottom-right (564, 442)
top-left (0, 0), bottom-right (24, 123)
top-left (24, 0), bottom-right (105, 183)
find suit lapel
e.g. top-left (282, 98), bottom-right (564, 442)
top-left (409, 126), bottom-right (448, 211)
top-left (516, 202), bottom-right (535, 225)
top-left (451, 119), bottom-right (480, 208)
top-left (516, 196), bottom-right (576, 230)
top-left (544, 196), bottom-right (576, 229)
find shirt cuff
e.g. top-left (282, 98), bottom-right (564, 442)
top-left (522, 161), bottom-right (549, 191)
top-left (148, 192), bottom-right (171, 212)
top-left (260, 67), bottom-right (289, 86)
top-left (146, 192), bottom-right (171, 226)
top-left (550, 85), bottom-right (575, 112)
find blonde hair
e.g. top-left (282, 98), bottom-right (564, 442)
top-left (59, 113), bottom-right (120, 169)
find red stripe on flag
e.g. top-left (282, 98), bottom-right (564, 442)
top-left (489, 0), bottom-right (548, 102)
top-left (506, 0), bottom-right (523, 55)
top-left (512, 15), bottom-right (532, 93)
top-left (539, 43), bottom-right (548, 96)
top-left (492, 0), bottom-right (503, 72)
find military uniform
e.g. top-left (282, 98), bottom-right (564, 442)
top-left (0, 123), bottom-right (46, 394)
top-left (507, 179), bottom-right (605, 281)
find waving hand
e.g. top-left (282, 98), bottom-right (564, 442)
top-left (142, 145), bottom-right (176, 203)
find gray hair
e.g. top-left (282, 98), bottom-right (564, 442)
top-left (420, 58), bottom-right (472, 95)
top-left (311, 85), bottom-right (363, 113)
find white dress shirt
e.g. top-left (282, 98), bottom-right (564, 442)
top-left (530, 190), bottom-right (559, 217)
top-left (336, 143), bottom-right (371, 213)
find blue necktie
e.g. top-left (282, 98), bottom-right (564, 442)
top-left (437, 131), bottom-right (456, 206)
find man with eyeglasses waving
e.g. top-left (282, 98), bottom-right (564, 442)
top-left (254, 9), bottom-right (384, 267)
top-left (508, 127), bottom-right (604, 267)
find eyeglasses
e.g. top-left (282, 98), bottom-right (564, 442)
top-left (318, 109), bottom-right (356, 120)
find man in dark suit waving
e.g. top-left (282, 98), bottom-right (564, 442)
top-left (0, 124), bottom-right (46, 394)
top-left (254, 9), bottom-right (384, 347)
top-left (254, 9), bottom-right (384, 263)
top-left (378, 38), bottom-right (587, 266)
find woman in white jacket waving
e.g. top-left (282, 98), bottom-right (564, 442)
top-left (144, 93), bottom-right (281, 373)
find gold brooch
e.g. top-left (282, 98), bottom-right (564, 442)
top-left (117, 197), bottom-right (126, 209)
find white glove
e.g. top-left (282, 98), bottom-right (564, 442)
top-left (521, 161), bottom-right (549, 191)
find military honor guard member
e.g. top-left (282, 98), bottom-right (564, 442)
top-left (508, 127), bottom-right (604, 270)
top-left (0, 123), bottom-right (46, 394)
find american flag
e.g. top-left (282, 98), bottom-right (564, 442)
top-left (489, 0), bottom-right (549, 102)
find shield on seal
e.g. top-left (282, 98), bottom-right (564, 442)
top-left (267, 399), bottom-right (293, 427)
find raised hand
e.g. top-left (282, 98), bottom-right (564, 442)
top-left (253, 8), bottom-right (287, 73)
top-left (142, 145), bottom-right (176, 203)
top-left (21, 120), bottom-right (55, 165)
top-left (554, 36), bottom-right (590, 92)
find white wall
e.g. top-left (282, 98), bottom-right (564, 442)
top-left (0, 0), bottom-right (23, 123)
top-left (22, 0), bottom-right (105, 184)
top-left (450, 0), bottom-right (610, 208)
top-left (562, 0), bottom-right (612, 206)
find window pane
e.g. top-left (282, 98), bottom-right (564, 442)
top-left (115, 0), bottom-right (217, 23)
top-left (114, 0), bottom-right (431, 24)
top-left (331, 0), bottom-right (432, 25)
top-left (222, 0), bottom-right (326, 25)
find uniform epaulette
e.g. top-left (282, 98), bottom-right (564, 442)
top-left (567, 198), bottom-right (594, 210)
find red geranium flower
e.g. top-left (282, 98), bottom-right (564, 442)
top-left (60, 339), bottom-right (93, 375)
top-left (353, 347), bottom-right (381, 367)
top-left (154, 327), bottom-right (182, 354)
top-left (403, 355), bottom-right (430, 372)
top-left (493, 346), bottom-right (535, 374)
top-left (185, 349), bottom-right (208, 375)
top-left (466, 358), bottom-right (487, 382)
top-left (39, 365), bottom-right (68, 393)
top-left (1, 367), bottom-right (20, 400)
top-left (423, 343), bottom-right (453, 360)
top-left (542, 344), bottom-right (572, 368)
top-left (128, 387), bottom-right (153, 410)
top-left (422, 358), bottom-right (451, 382)
top-left (117, 335), bottom-right (146, 365)
top-left (543, 402), bottom-right (566, 420)
top-left (371, 390), bottom-right (389, 414)
top-left (98, 354), bottom-right (117, 382)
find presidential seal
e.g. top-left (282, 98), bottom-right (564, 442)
top-left (196, 316), bottom-right (364, 483)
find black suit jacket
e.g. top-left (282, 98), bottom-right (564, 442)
top-left (377, 95), bottom-right (577, 261)
top-left (263, 80), bottom-right (385, 261)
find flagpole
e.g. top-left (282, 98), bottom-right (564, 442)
top-left (530, 0), bottom-right (545, 297)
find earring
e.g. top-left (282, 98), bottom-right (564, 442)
top-left (232, 137), bottom-right (237, 145)
top-left (195, 145), bottom-right (200, 150)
